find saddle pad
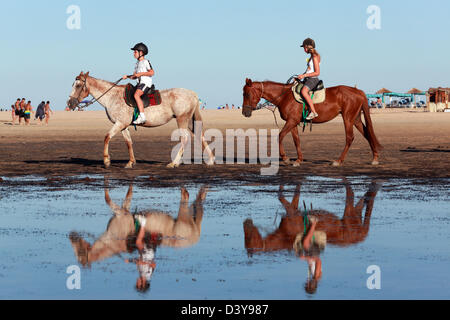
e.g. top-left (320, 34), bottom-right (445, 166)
top-left (124, 83), bottom-right (162, 108)
top-left (292, 82), bottom-right (326, 104)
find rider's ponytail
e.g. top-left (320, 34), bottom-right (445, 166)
top-left (308, 46), bottom-right (319, 57)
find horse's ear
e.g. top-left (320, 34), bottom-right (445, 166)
top-left (246, 78), bottom-right (253, 87)
top-left (85, 71), bottom-right (90, 77)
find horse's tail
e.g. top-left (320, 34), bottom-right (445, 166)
top-left (188, 95), bottom-right (204, 135)
top-left (361, 95), bottom-right (383, 152)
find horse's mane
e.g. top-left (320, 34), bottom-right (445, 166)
top-left (260, 79), bottom-right (291, 86)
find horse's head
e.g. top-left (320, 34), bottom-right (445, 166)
top-left (242, 78), bottom-right (261, 118)
top-left (69, 231), bottom-right (91, 267)
top-left (67, 71), bottom-right (90, 110)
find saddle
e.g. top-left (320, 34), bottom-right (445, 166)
top-left (123, 83), bottom-right (162, 108)
top-left (292, 80), bottom-right (326, 104)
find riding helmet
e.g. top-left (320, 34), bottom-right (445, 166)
top-left (131, 43), bottom-right (149, 55)
top-left (300, 38), bottom-right (315, 48)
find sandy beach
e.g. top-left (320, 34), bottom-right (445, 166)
top-left (0, 108), bottom-right (449, 183)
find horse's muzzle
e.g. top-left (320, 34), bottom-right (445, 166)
top-left (67, 97), bottom-right (79, 110)
top-left (242, 105), bottom-right (253, 118)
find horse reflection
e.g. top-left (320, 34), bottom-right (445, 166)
top-left (69, 183), bottom-right (208, 268)
top-left (243, 179), bottom-right (381, 294)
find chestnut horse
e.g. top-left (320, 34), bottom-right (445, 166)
top-left (243, 179), bottom-right (381, 255)
top-left (242, 79), bottom-right (382, 166)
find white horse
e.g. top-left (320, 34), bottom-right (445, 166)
top-left (67, 71), bottom-right (215, 168)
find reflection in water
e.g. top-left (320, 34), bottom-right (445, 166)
top-left (69, 180), bottom-right (208, 292)
top-left (243, 179), bottom-right (381, 294)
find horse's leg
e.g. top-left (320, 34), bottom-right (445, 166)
top-left (190, 122), bottom-right (214, 166)
top-left (168, 116), bottom-right (190, 168)
top-left (333, 117), bottom-right (355, 166)
top-left (361, 181), bottom-right (381, 230)
top-left (173, 187), bottom-right (197, 236)
top-left (341, 180), bottom-right (359, 224)
top-left (121, 128), bottom-right (136, 169)
top-left (104, 122), bottom-right (126, 168)
top-left (201, 132), bottom-right (215, 166)
top-left (190, 187), bottom-right (208, 233)
top-left (278, 185), bottom-right (293, 212)
top-left (122, 183), bottom-right (133, 212)
top-left (279, 121), bottom-right (296, 165)
top-left (354, 116), bottom-right (379, 165)
top-left (290, 126), bottom-right (303, 166)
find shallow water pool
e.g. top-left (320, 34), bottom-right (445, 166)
top-left (0, 176), bottom-right (448, 299)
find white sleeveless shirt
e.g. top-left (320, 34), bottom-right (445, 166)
top-left (304, 56), bottom-right (320, 76)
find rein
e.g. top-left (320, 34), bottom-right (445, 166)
top-left (73, 77), bottom-right (123, 109)
top-left (255, 76), bottom-right (299, 129)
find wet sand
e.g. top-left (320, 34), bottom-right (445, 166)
top-left (0, 108), bottom-right (449, 184)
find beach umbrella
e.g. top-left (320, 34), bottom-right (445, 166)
top-left (407, 88), bottom-right (423, 94)
top-left (375, 88), bottom-right (392, 104)
top-left (407, 88), bottom-right (424, 105)
top-left (375, 88), bottom-right (392, 94)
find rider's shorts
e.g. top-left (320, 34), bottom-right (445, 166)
top-left (303, 77), bottom-right (320, 91)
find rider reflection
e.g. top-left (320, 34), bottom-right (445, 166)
top-left (124, 215), bottom-right (162, 293)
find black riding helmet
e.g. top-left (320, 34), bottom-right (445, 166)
top-left (131, 43), bottom-right (149, 56)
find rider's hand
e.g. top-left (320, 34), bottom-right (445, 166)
top-left (122, 75), bottom-right (128, 80)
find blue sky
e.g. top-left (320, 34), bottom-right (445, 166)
top-left (0, 0), bottom-right (449, 110)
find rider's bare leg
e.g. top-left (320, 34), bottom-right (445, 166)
top-left (134, 89), bottom-right (145, 114)
top-left (301, 86), bottom-right (317, 115)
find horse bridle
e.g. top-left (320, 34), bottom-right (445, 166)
top-left (70, 75), bottom-right (123, 109)
top-left (69, 76), bottom-right (89, 108)
top-left (251, 78), bottom-right (295, 109)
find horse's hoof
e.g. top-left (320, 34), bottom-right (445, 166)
top-left (125, 162), bottom-right (136, 169)
top-left (332, 161), bottom-right (341, 167)
top-left (371, 160), bottom-right (379, 166)
top-left (293, 160), bottom-right (302, 167)
top-left (206, 157), bottom-right (215, 166)
top-left (282, 159), bottom-right (290, 165)
top-left (104, 162), bottom-right (111, 169)
top-left (167, 162), bottom-right (180, 168)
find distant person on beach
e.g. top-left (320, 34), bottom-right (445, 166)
top-left (18, 98), bottom-right (26, 125)
top-left (376, 97), bottom-right (382, 109)
top-left (44, 101), bottom-right (53, 125)
top-left (11, 105), bottom-right (15, 122)
top-left (13, 99), bottom-right (21, 125)
top-left (24, 101), bottom-right (33, 125)
top-left (35, 101), bottom-right (45, 124)
top-left (123, 42), bottom-right (154, 125)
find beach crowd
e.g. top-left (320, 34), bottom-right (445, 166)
top-left (215, 104), bottom-right (240, 110)
top-left (9, 99), bottom-right (53, 126)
